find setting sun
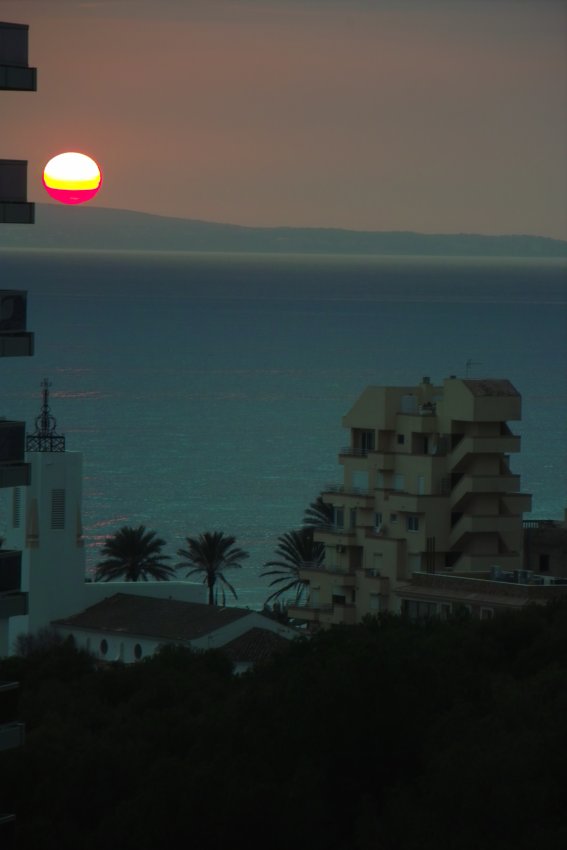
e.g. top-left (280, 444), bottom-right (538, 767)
top-left (42, 152), bottom-right (102, 205)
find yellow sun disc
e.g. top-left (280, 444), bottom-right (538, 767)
top-left (42, 152), bottom-right (102, 205)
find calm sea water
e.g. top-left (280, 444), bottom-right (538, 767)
top-left (1, 250), bottom-right (566, 609)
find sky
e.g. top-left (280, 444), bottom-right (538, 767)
top-left (1, 0), bottom-right (566, 238)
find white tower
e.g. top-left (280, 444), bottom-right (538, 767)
top-left (5, 379), bottom-right (85, 648)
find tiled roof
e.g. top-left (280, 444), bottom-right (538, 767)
top-left (462, 379), bottom-right (519, 397)
top-left (53, 593), bottom-right (250, 641)
top-left (220, 627), bottom-right (291, 665)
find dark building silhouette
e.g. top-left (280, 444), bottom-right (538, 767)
top-left (0, 20), bottom-right (36, 847)
top-left (0, 21), bottom-right (36, 224)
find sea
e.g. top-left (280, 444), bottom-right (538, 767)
top-left (0, 249), bottom-right (566, 610)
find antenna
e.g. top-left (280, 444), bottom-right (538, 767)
top-left (465, 359), bottom-right (482, 378)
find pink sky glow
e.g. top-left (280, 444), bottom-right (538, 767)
top-left (2, 0), bottom-right (566, 238)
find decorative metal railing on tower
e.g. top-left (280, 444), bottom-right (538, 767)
top-left (26, 378), bottom-right (65, 452)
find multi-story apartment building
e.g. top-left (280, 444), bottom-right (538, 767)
top-left (0, 19), bottom-right (35, 651)
top-left (1, 21), bottom-right (36, 846)
top-left (0, 21), bottom-right (36, 224)
top-left (289, 376), bottom-right (567, 628)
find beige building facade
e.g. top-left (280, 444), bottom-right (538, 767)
top-left (289, 377), bottom-right (567, 627)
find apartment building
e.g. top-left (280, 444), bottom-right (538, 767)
top-left (288, 376), bottom-right (566, 628)
top-left (0, 22), bottom-right (36, 845)
top-left (0, 21), bottom-right (36, 224)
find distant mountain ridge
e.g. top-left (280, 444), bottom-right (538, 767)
top-left (0, 204), bottom-right (566, 257)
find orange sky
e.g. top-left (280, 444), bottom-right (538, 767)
top-left (2, 0), bottom-right (566, 238)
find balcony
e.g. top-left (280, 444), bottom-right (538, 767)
top-left (449, 514), bottom-right (521, 549)
top-left (339, 446), bottom-right (369, 459)
top-left (0, 162), bottom-right (34, 224)
top-left (0, 592), bottom-right (27, 618)
top-left (0, 462), bottom-right (31, 487)
top-left (0, 22), bottom-right (37, 91)
top-left (450, 474), bottom-right (521, 508)
top-left (0, 64), bottom-right (37, 91)
top-left (298, 563), bottom-right (356, 586)
top-left (287, 601), bottom-right (357, 626)
top-left (451, 435), bottom-right (521, 470)
top-left (0, 551), bottom-right (22, 593)
top-left (0, 200), bottom-right (34, 224)
top-left (382, 491), bottom-right (425, 513)
top-left (0, 420), bottom-right (26, 463)
top-left (322, 484), bottom-right (374, 499)
top-left (314, 525), bottom-right (356, 544)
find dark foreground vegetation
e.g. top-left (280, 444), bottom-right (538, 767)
top-left (2, 602), bottom-right (567, 850)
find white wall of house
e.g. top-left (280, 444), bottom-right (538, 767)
top-left (56, 626), bottom-right (161, 663)
top-left (55, 611), bottom-right (297, 664)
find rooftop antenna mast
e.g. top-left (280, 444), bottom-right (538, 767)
top-left (465, 359), bottom-right (482, 378)
top-left (26, 377), bottom-right (66, 452)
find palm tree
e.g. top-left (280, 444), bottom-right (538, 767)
top-left (176, 531), bottom-right (249, 606)
top-left (303, 493), bottom-right (333, 528)
top-left (261, 527), bottom-right (324, 605)
top-left (95, 525), bottom-right (174, 582)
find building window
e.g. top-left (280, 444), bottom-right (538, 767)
top-left (539, 554), bottom-right (550, 573)
top-left (13, 487), bottom-right (21, 528)
top-left (393, 474), bottom-right (405, 491)
top-left (134, 643), bottom-right (143, 660)
top-left (349, 508), bottom-right (357, 529)
top-left (408, 554), bottom-right (421, 573)
top-left (390, 513), bottom-right (398, 523)
top-left (407, 515), bottom-right (419, 532)
top-left (480, 608), bottom-right (494, 620)
top-left (334, 507), bottom-right (344, 529)
top-left (360, 430), bottom-right (375, 453)
top-left (100, 639), bottom-right (108, 656)
top-left (369, 593), bottom-right (381, 611)
top-left (439, 603), bottom-right (451, 620)
top-left (402, 599), bottom-right (437, 620)
top-left (51, 488), bottom-right (65, 529)
top-left (397, 434), bottom-right (405, 445)
top-left (374, 512), bottom-right (383, 530)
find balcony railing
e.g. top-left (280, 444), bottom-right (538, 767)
top-left (322, 484), bottom-right (374, 498)
top-left (339, 447), bottom-right (369, 458)
top-left (316, 524), bottom-right (356, 534)
top-left (0, 592), bottom-right (28, 618)
top-left (450, 435), bottom-right (521, 469)
top-left (0, 551), bottom-right (22, 593)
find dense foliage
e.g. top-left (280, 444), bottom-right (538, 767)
top-left (2, 602), bottom-right (567, 850)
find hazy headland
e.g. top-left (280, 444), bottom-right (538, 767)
top-left (1, 204), bottom-right (566, 257)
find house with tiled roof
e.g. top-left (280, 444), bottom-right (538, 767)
top-left (53, 593), bottom-right (298, 670)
